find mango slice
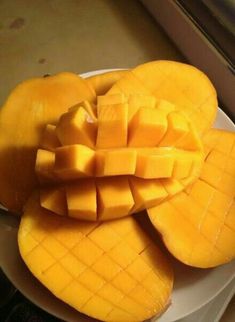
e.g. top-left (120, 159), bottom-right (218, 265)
top-left (56, 105), bottom-right (97, 148)
top-left (35, 149), bottom-right (56, 183)
top-left (40, 186), bottom-right (67, 216)
top-left (54, 145), bottom-right (95, 180)
top-left (96, 103), bottom-right (128, 149)
top-left (108, 61), bottom-right (217, 135)
top-left (66, 179), bottom-right (97, 221)
top-left (148, 129), bottom-right (235, 268)
top-left (0, 72), bottom-right (95, 213)
top-left (86, 70), bottom-right (128, 96)
top-left (39, 124), bottom-right (60, 152)
top-left (18, 194), bottom-right (173, 322)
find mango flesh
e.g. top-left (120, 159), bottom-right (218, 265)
top-left (85, 70), bottom-right (128, 96)
top-left (56, 105), bottom-right (97, 148)
top-left (39, 124), bottom-right (60, 152)
top-left (108, 61), bottom-right (217, 135)
top-left (18, 194), bottom-right (173, 322)
top-left (148, 129), bottom-right (235, 268)
top-left (0, 72), bottom-right (96, 213)
top-left (37, 94), bottom-right (203, 221)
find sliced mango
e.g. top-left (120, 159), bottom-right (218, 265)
top-left (40, 186), bottom-right (67, 216)
top-left (129, 177), bottom-right (168, 212)
top-left (35, 94), bottom-right (204, 220)
top-left (35, 149), bottom-right (56, 183)
top-left (135, 150), bottom-right (174, 179)
top-left (54, 145), bottom-right (95, 180)
top-left (96, 149), bottom-right (137, 176)
top-left (40, 124), bottom-right (60, 152)
top-left (66, 179), bottom-right (97, 221)
top-left (18, 194), bottom-right (173, 321)
top-left (148, 129), bottom-right (235, 268)
top-left (108, 61), bottom-right (217, 135)
top-left (128, 107), bottom-right (168, 147)
top-left (159, 112), bottom-right (188, 146)
top-left (68, 100), bottom-right (97, 120)
top-left (86, 70), bottom-right (128, 96)
top-left (97, 93), bottom-right (127, 106)
top-left (128, 94), bottom-right (156, 122)
top-left (97, 177), bottom-right (134, 220)
top-left (96, 103), bottom-right (128, 148)
top-left (56, 106), bottom-right (97, 148)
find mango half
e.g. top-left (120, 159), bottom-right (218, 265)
top-left (18, 194), bottom-right (173, 322)
top-left (148, 129), bottom-right (235, 268)
top-left (108, 61), bottom-right (217, 135)
top-left (36, 94), bottom-right (203, 221)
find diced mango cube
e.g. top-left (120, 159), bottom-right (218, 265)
top-left (129, 177), bottom-right (168, 212)
top-left (54, 144), bottom-right (95, 180)
top-left (56, 106), bottom-right (97, 147)
top-left (97, 93), bottom-right (127, 106)
top-left (172, 152), bottom-right (193, 179)
top-left (128, 94), bottom-right (156, 121)
top-left (161, 178), bottom-right (184, 196)
top-left (96, 149), bottom-right (137, 176)
top-left (97, 177), bottom-right (134, 220)
top-left (40, 186), bottom-right (67, 216)
top-left (96, 103), bottom-right (128, 148)
top-left (66, 179), bottom-right (97, 221)
top-left (128, 107), bottom-right (167, 147)
top-left (40, 124), bottom-right (60, 151)
top-left (69, 100), bottom-right (97, 120)
top-left (156, 99), bottom-right (175, 114)
top-left (135, 150), bottom-right (174, 178)
top-left (35, 149), bottom-right (56, 182)
top-left (159, 112), bottom-right (189, 146)
top-left (175, 124), bottom-right (202, 150)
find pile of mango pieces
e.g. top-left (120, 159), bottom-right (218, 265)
top-left (0, 61), bottom-right (234, 322)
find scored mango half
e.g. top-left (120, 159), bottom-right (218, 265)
top-left (36, 93), bottom-right (203, 221)
top-left (0, 73), bottom-right (96, 213)
top-left (108, 61), bottom-right (218, 135)
top-left (148, 129), bottom-right (235, 268)
top-left (18, 193), bottom-right (173, 322)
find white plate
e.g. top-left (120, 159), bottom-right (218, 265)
top-left (0, 69), bottom-right (234, 322)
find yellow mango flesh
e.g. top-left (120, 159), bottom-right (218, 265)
top-left (0, 73), bottom-right (95, 213)
top-left (37, 94), bottom-right (203, 221)
top-left (39, 124), bottom-right (60, 152)
top-left (66, 179), bottom-right (97, 221)
top-left (148, 129), bottom-right (235, 268)
top-left (108, 61), bottom-right (217, 135)
top-left (68, 100), bottom-right (97, 123)
top-left (98, 93), bottom-right (127, 106)
top-left (85, 70), bottom-right (128, 96)
top-left (18, 194), bottom-right (173, 321)
top-left (97, 177), bottom-right (134, 220)
top-left (35, 149), bottom-right (56, 183)
top-left (128, 94), bottom-right (156, 122)
top-left (56, 106), bottom-right (97, 148)
top-left (40, 186), bottom-right (67, 216)
top-left (128, 107), bottom-right (168, 147)
top-left (54, 144), bottom-right (95, 180)
top-left (96, 103), bottom-right (128, 148)
top-left (96, 149), bottom-right (137, 176)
